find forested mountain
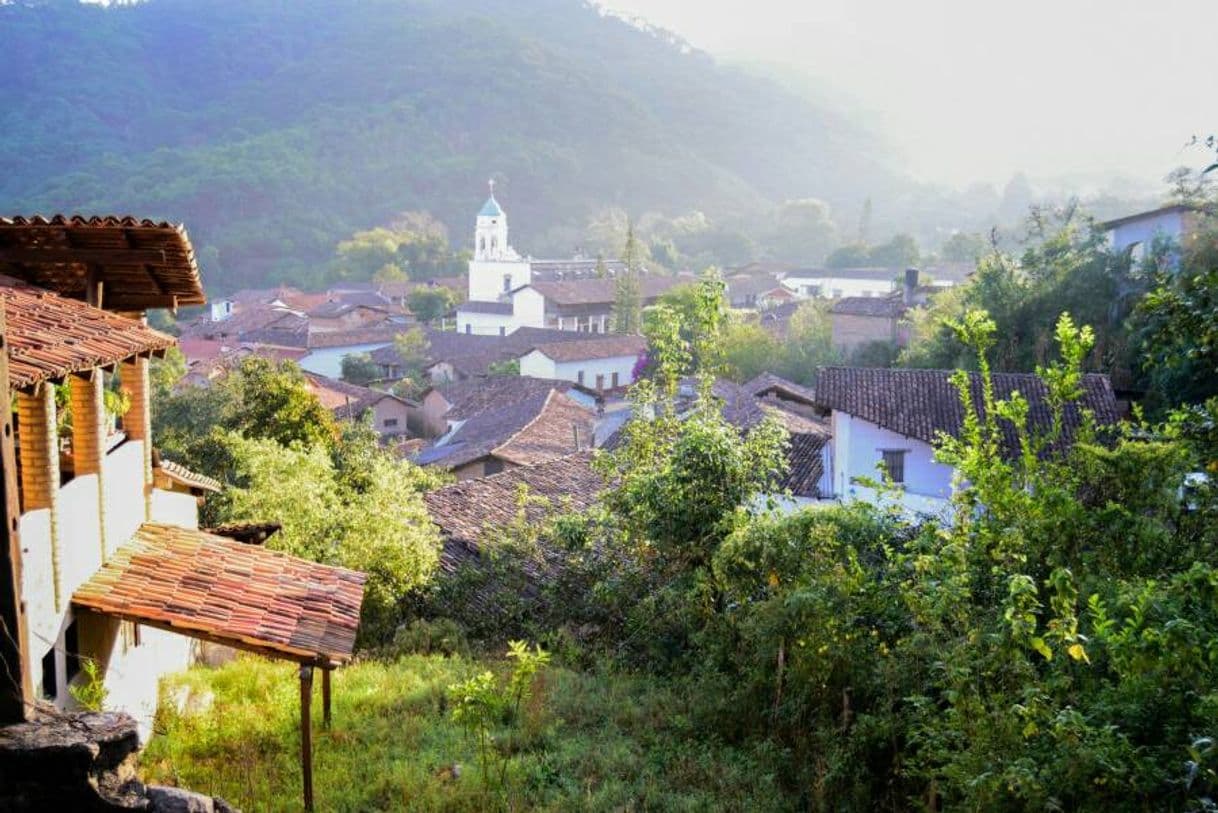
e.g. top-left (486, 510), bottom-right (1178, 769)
top-left (0, 0), bottom-right (910, 292)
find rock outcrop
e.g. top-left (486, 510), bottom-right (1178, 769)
top-left (0, 711), bottom-right (238, 812)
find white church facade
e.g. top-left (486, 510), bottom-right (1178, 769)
top-left (456, 183), bottom-right (644, 336)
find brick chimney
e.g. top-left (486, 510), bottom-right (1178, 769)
top-left (903, 268), bottom-right (919, 306)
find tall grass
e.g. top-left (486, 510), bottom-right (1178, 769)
top-left (142, 654), bottom-right (788, 811)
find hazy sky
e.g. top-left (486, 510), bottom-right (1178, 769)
top-left (602, 0), bottom-right (1214, 190)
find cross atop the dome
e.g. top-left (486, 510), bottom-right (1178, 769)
top-left (488, 178), bottom-right (495, 195)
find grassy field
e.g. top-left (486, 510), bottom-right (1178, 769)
top-left (141, 653), bottom-right (788, 812)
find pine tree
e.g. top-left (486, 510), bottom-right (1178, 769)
top-left (613, 222), bottom-right (643, 334)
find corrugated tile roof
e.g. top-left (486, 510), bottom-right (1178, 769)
top-left (1, 275), bottom-right (176, 390)
top-left (528, 275), bottom-right (681, 306)
top-left (525, 335), bottom-right (647, 362)
top-left (814, 366), bottom-right (1117, 454)
top-left (830, 295), bottom-right (906, 318)
top-left (72, 523), bottom-right (366, 666)
top-left (424, 452), bottom-right (604, 561)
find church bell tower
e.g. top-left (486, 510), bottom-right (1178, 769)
top-left (474, 179), bottom-right (510, 261)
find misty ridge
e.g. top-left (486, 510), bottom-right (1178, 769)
top-left (0, 0), bottom-right (1171, 293)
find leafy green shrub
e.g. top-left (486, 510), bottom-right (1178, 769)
top-left (69, 658), bottom-right (108, 712)
top-left (391, 618), bottom-right (469, 658)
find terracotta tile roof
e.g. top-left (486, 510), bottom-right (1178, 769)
top-left (830, 295), bottom-right (906, 318)
top-left (433, 376), bottom-right (581, 420)
top-left (72, 522), bottom-right (366, 666)
top-left (180, 307), bottom-right (306, 341)
top-left (153, 457), bottom-right (222, 493)
top-left (0, 215), bottom-right (205, 309)
top-left (743, 372), bottom-right (817, 406)
top-left (305, 325), bottom-right (401, 349)
top-left (726, 273), bottom-right (782, 299)
top-left (424, 452), bottom-right (604, 561)
top-left (814, 366), bottom-right (1118, 455)
top-left (303, 371), bottom-right (417, 415)
top-left (494, 390), bottom-right (597, 466)
top-left (525, 335), bottom-right (647, 362)
top-left (415, 389), bottom-right (594, 470)
top-left (308, 298), bottom-right (390, 318)
top-left (528, 275), bottom-right (680, 306)
top-left (1, 275), bottom-right (176, 390)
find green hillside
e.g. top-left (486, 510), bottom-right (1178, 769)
top-left (0, 0), bottom-right (904, 291)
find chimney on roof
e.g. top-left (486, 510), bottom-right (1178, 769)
top-left (903, 268), bottom-right (919, 306)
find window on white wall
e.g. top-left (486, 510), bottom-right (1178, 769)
top-left (880, 449), bottom-right (907, 484)
top-left (577, 370), bottom-right (585, 385)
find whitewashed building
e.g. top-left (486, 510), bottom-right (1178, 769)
top-left (0, 216), bottom-right (365, 757)
top-left (813, 366), bottom-right (1118, 516)
top-left (518, 335), bottom-right (647, 391)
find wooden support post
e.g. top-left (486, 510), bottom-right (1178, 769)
top-left (0, 307), bottom-right (34, 722)
top-left (322, 667), bottom-right (332, 730)
top-left (300, 664), bottom-right (314, 813)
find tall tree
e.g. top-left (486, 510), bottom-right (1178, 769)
top-left (613, 221), bottom-right (644, 335)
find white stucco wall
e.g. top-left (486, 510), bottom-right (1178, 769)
top-left (555, 355), bottom-right (636, 389)
top-left (830, 412), bottom-right (955, 502)
top-left (299, 342), bottom-right (394, 378)
top-left (511, 287), bottom-right (546, 328)
top-left (468, 259), bottom-right (531, 302)
top-left (518, 350), bottom-right (557, 380)
top-left (19, 438), bottom-right (196, 739)
top-left (456, 309), bottom-right (520, 336)
top-left (1108, 210), bottom-right (1187, 255)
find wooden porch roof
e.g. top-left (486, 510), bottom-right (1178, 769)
top-left (72, 523), bottom-right (366, 667)
top-left (0, 215), bottom-right (206, 310)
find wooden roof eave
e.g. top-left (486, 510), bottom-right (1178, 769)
top-left (72, 606), bottom-right (347, 670)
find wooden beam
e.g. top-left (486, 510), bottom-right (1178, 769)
top-left (300, 665), bottom-right (315, 813)
top-left (0, 248), bottom-right (167, 266)
top-left (0, 306), bottom-right (34, 722)
top-left (322, 668), bottom-right (332, 729)
top-left (70, 607), bottom-right (345, 669)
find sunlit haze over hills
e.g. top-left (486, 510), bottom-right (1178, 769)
top-left (601, 0), bottom-right (1215, 191)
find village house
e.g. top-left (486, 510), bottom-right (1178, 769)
top-left (782, 262), bottom-right (972, 300)
top-left (1101, 203), bottom-right (1205, 263)
top-left (813, 366), bottom-right (1118, 515)
top-left (303, 371), bottom-right (416, 439)
top-left (0, 216), bottom-right (367, 809)
top-left (724, 273), bottom-right (793, 309)
top-left (413, 375), bottom-right (596, 439)
top-left (369, 325), bottom-right (596, 384)
top-left (413, 387), bottom-right (596, 480)
top-left (518, 334), bottom-right (646, 391)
